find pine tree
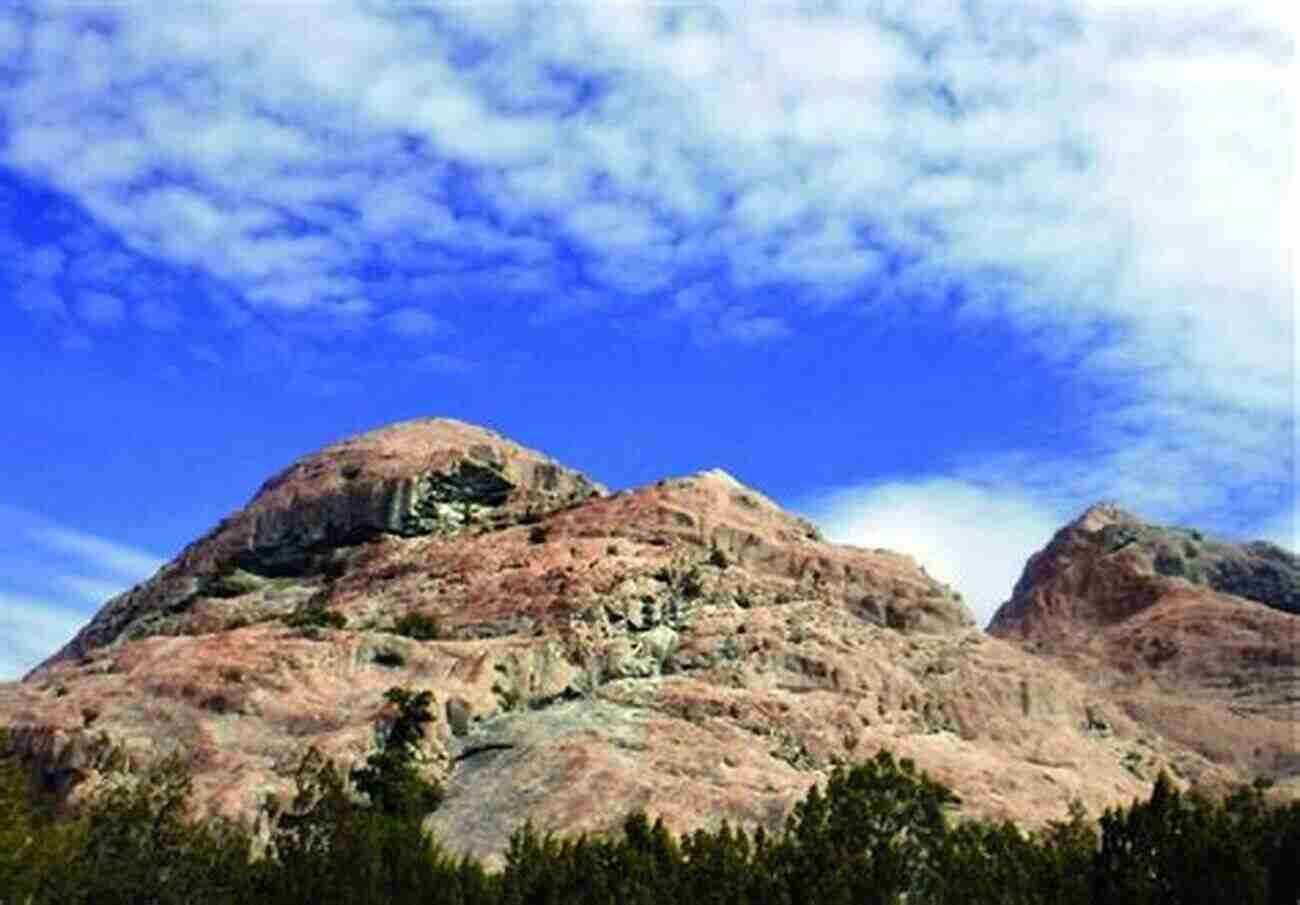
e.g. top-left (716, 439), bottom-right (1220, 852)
top-left (350, 687), bottom-right (443, 819)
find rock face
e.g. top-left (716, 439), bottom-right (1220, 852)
top-left (35, 418), bottom-right (605, 670)
top-left (1, 428), bottom-right (1294, 863)
top-left (991, 503), bottom-right (1300, 639)
top-left (988, 503), bottom-right (1300, 788)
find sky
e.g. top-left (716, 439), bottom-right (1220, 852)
top-left (0, 0), bottom-right (1294, 679)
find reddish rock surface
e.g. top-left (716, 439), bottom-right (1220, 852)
top-left (35, 418), bottom-right (605, 671)
top-left (1, 425), bottom-right (1294, 862)
top-left (989, 503), bottom-right (1300, 794)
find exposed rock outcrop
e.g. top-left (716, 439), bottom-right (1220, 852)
top-left (34, 418), bottom-right (604, 670)
top-left (988, 503), bottom-right (1300, 790)
top-left (991, 503), bottom-right (1300, 639)
top-left (2, 432), bottom-right (1294, 863)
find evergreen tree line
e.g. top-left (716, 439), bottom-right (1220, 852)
top-left (2, 689), bottom-right (1297, 905)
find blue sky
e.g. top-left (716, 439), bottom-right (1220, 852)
top-left (0, 1), bottom-right (1294, 678)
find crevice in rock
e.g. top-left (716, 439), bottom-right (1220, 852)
top-left (528, 686), bottom-right (584, 711)
top-left (452, 742), bottom-right (517, 764)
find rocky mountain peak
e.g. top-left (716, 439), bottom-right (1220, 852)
top-left (1067, 501), bottom-right (1140, 533)
top-left (2, 418), bottom-right (1029, 855)
top-left (986, 505), bottom-right (1298, 787)
top-left (246, 416), bottom-right (604, 521)
top-left (992, 504), bottom-right (1299, 640)
top-left (3, 425), bottom-right (1295, 862)
top-left (35, 418), bottom-right (604, 669)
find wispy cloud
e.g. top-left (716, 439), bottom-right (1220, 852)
top-left (29, 524), bottom-right (165, 580)
top-left (53, 575), bottom-right (133, 606)
top-left (382, 307), bottom-right (447, 339)
top-left (0, 1), bottom-right (1291, 552)
top-left (669, 286), bottom-right (793, 346)
top-left (0, 592), bottom-right (87, 681)
top-left (411, 352), bottom-right (474, 376)
top-left (75, 291), bottom-right (125, 327)
top-left (0, 506), bottom-right (164, 679)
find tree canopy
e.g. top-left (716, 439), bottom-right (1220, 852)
top-left (1, 712), bottom-right (1296, 905)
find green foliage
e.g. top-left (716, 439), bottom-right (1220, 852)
top-left (1091, 771), bottom-right (1292, 905)
top-left (263, 688), bottom-right (458, 904)
top-left (350, 688), bottom-right (444, 819)
top-left (0, 731), bottom-right (44, 903)
top-left (654, 558), bottom-right (705, 600)
top-left (43, 750), bottom-right (253, 905)
top-left (2, 726), bottom-right (1298, 905)
top-left (284, 607), bottom-right (348, 630)
top-left (770, 750), bottom-right (959, 905)
top-left (393, 612), bottom-right (442, 641)
top-left (928, 816), bottom-right (1098, 905)
top-left (265, 746), bottom-right (490, 905)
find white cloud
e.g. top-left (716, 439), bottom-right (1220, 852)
top-left (566, 202), bottom-right (673, 249)
top-left (0, 0), bottom-right (1291, 541)
top-left (0, 506), bottom-right (161, 680)
top-left (1251, 507), bottom-right (1298, 552)
top-left (382, 307), bottom-right (445, 338)
top-left (806, 479), bottom-right (1065, 628)
top-left (244, 275), bottom-right (366, 314)
top-left (53, 575), bottom-right (130, 606)
top-left (24, 523), bottom-right (164, 580)
top-left (0, 593), bottom-right (86, 681)
top-left (709, 307), bottom-right (791, 346)
top-left (667, 286), bottom-right (792, 346)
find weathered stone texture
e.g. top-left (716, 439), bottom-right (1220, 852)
top-left (2, 433), bottom-right (1294, 864)
top-left (988, 502), bottom-right (1299, 795)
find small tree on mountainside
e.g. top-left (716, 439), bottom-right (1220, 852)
top-left (265, 688), bottom-right (451, 905)
top-left (772, 749), bottom-right (959, 905)
top-left (65, 751), bottom-right (253, 905)
top-left (350, 687), bottom-right (444, 819)
top-left (1093, 771), bottom-right (1271, 905)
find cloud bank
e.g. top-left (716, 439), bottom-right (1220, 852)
top-left (807, 479), bottom-right (1065, 627)
top-left (0, 1), bottom-right (1292, 604)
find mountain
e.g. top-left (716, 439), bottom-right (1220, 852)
top-left (988, 502), bottom-right (1299, 781)
top-left (34, 417), bottom-right (606, 673)
top-left (1, 421), bottom-right (1294, 860)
